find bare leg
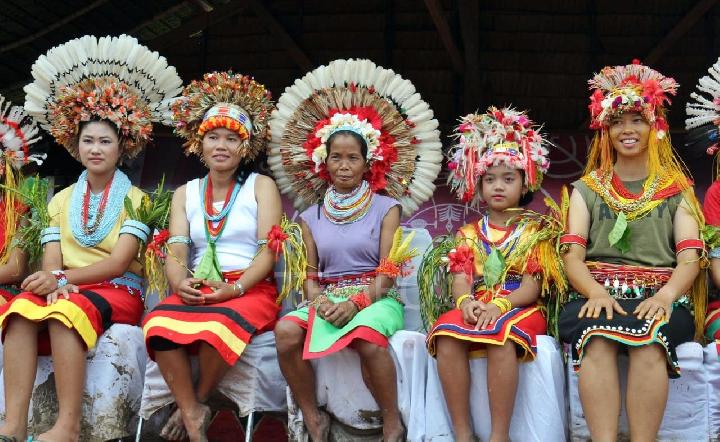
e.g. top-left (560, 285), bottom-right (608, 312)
top-left (578, 338), bottom-right (620, 442)
top-left (195, 342), bottom-right (231, 402)
top-left (486, 342), bottom-right (519, 442)
top-left (0, 316), bottom-right (41, 440)
top-left (155, 347), bottom-right (210, 442)
top-left (274, 320), bottom-right (328, 441)
top-left (626, 344), bottom-right (668, 442)
top-left (355, 340), bottom-right (404, 442)
top-left (37, 319), bottom-right (86, 442)
top-left (435, 336), bottom-right (473, 442)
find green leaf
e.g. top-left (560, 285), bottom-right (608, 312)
top-left (193, 242), bottom-right (223, 282)
top-left (608, 212), bottom-right (631, 254)
top-left (124, 196), bottom-right (137, 220)
top-left (484, 247), bottom-right (506, 288)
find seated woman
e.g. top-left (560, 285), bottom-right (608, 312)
top-left (0, 94), bottom-right (44, 303)
top-left (268, 59), bottom-right (443, 442)
top-left (141, 72), bottom-right (283, 442)
top-left (422, 107), bottom-right (565, 442)
top-left (686, 56), bottom-right (720, 343)
top-left (559, 61), bottom-right (706, 442)
top-left (0, 35), bottom-right (182, 442)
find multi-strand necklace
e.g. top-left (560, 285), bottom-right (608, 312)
top-left (201, 174), bottom-right (241, 242)
top-left (322, 180), bottom-right (373, 224)
top-left (70, 170), bottom-right (131, 247)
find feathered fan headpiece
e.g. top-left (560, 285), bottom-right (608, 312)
top-left (686, 55), bottom-right (720, 177)
top-left (24, 34), bottom-right (183, 160)
top-left (267, 58), bottom-right (443, 216)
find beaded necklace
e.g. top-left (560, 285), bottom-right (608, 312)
top-left (474, 215), bottom-right (523, 258)
top-left (201, 175), bottom-right (241, 241)
top-left (70, 170), bottom-right (131, 247)
top-left (582, 170), bottom-right (664, 221)
top-left (322, 180), bottom-right (373, 224)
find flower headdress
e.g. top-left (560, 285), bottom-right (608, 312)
top-left (165, 71), bottom-right (274, 160)
top-left (24, 34), bottom-right (183, 160)
top-left (447, 107), bottom-right (551, 207)
top-left (588, 59), bottom-right (678, 138)
top-left (686, 55), bottom-right (720, 178)
top-left (268, 59), bottom-right (443, 216)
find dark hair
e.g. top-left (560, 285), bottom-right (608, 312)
top-left (518, 170), bottom-right (534, 206)
top-left (325, 130), bottom-right (368, 160)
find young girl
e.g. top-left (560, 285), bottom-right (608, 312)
top-left (0, 35), bottom-right (181, 442)
top-left (559, 61), bottom-right (704, 441)
top-left (422, 107), bottom-right (564, 442)
top-left (0, 94), bottom-right (44, 303)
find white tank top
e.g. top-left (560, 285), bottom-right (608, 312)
top-left (186, 173), bottom-right (258, 272)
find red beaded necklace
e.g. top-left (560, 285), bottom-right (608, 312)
top-left (203, 176), bottom-right (237, 239)
top-left (82, 177), bottom-right (112, 235)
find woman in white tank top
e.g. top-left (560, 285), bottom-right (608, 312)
top-left (142, 72), bottom-right (282, 442)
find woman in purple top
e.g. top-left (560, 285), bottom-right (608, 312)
top-left (275, 129), bottom-right (405, 441)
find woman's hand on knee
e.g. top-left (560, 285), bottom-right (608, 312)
top-left (22, 270), bottom-right (58, 295)
top-left (46, 284), bottom-right (79, 305)
top-left (177, 277), bottom-right (204, 305)
top-left (578, 296), bottom-right (626, 319)
top-left (461, 300), bottom-right (483, 325)
top-left (634, 292), bottom-right (672, 321)
top-left (323, 301), bottom-right (357, 328)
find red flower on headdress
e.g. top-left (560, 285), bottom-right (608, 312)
top-left (267, 225), bottom-right (288, 260)
top-left (642, 79), bottom-right (670, 107)
top-left (588, 89), bottom-right (604, 118)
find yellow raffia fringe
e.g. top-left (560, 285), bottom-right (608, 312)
top-left (387, 228), bottom-right (418, 265)
top-left (268, 215), bottom-right (307, 304)
top-left (0, 162), bottom-right (20, 265)
top-left (144, 244), bottom-right (168, 297)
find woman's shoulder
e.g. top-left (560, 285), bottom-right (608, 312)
top-left (373, 193), bottom-right (401, 213)
top-left (48, 184), bottom-right (74, 207)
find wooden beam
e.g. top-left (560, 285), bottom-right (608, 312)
top-left (458, 0), bottom-right (480, 112)
top-left (645, 0), bottom-right (719, 65)
top-left (146, 0), bottom-right (250, 50)
top-left (247, 0), bottom-right (313, 72)
top-left (0, 0), bottom-right (109, 54)
top-left (129, 1), bottom-right (191, 36)
top-left (425, 0), bottom-right (465, 74)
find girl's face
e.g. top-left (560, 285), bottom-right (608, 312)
top-left (325, 134), bottom-right (368, 193)
top-left (78, 121), bottom-right (121, 176)
top-left (201, 127), bottom-right (244, 173)
top-left (480, 164), bottom-right (526, 212)
top-left (608, 111), bottom-right (651, 159)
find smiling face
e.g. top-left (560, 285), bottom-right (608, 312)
top-left (201, 127), bottom-right (244, 172)
top-left (325, 133), bottom-right (368, 193)
top-left (479, 164), bottom-right (526, 212)
top-left (77, 120), bottom-right (122, 175)
top-left (608, 111), bottom-right (651, 159)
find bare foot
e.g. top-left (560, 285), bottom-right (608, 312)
top-left (182, 403), bottom-right (212, 442)
top-left (305, 410), bottom-right (330, 442)
top-left (383, 418), bottom-right (406, 442)
top-left (35, 424), bottom-right (80, 442)
top-left (0, 423), bottom-right (26, 442)
top-left (160, 406), bottom-right (187, 441)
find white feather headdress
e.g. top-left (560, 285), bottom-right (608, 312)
top-left (267, 58), bottom-right (442, 216)
top-left (24, 34), bottom-right (183, 160)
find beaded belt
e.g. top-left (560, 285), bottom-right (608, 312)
top-left (314, 271), bottom-right (401, 302)
top-left (107, 272), bottom-right (144, 299)
top-left (585, 261), bottom-right (673, 300)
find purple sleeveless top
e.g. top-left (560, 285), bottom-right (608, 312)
top-left (300, 194), bottom-right (400, 279)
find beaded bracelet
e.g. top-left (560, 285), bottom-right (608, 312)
top-left (490, 297), bottom-right (512, 315)
top-left (168, 235), bottom-right (192, 245)
top-left (51, 270), bottom-right (68, 289)
top-left (349, 292), bottom-right (372, 311)
top-left (455, 293), bottom-right (472, 310)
